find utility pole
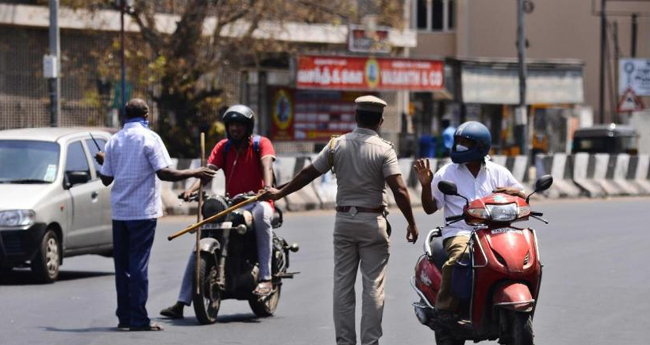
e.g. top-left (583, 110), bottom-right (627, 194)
top-left (120, 0), bottom-right (126, 122)
top-left (599, 0), bottom-right (607, 124)
top-left (631, 13), bottom-right (638, 57)
top-left (48, 0), bottom-right (61, 127)
top-left (516, 0), bottom-right (528, 156)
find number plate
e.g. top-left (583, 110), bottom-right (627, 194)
top-left (202, 221), bottom-right (232, 230)
top-left (490, 227), bottom-right (522, 235)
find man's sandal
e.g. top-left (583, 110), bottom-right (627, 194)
top-left (252, 281), bottom-right (273, 296)
top-left (129, 322), bottom-right (164, 331)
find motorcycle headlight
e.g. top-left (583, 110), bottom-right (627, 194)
top-left (0, 210), bottom-right (36, 227)
top-left (486, 203), bottom-right (518, 222)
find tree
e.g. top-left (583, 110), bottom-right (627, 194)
top-left (62, 0), bottom-right (405, 157)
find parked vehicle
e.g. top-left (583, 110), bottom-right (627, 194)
top-left (411, 175), bottom-right (553, 345)
top-left (184, 192), bottom-right (299, 324)
top-left (572, 123), bottom-right (638, 155)
top-left (0, 127), bottom-right (114, 283)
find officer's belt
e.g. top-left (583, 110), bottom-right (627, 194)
top-left (335, 206), bottom-right (385, 214)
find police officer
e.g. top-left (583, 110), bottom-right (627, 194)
top-left (261, 95), bottom-right (419, 345)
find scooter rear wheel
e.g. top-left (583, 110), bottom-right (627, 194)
top-left (193, 253), bottom-right (221, 324)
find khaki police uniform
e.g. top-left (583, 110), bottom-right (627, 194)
top-left (311, 95), bottom-right (401, 345)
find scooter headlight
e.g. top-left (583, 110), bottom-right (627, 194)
top-left (468, 208), bottom-right (489, 219)
top-left (486, 203), bottom-right (518, 222)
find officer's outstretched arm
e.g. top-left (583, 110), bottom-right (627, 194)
top-left (273, 165), bottom-right (322, 200)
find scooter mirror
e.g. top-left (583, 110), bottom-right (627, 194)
top-left (438, 181), bottom-right (458, 196)
top-left (526, 174), bottom-right (554, 204)
top-left (534, 175), bottom-right (554, 192)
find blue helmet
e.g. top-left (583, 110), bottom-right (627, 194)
top-left (450, 121), bottom-right (491, 164)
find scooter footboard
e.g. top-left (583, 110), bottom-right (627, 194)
top-left (493, 283), bottom-right (535, 312)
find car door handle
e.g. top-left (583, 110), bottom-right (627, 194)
top-left (91, 191), bottom-right (99, 199)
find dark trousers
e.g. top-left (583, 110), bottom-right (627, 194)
top-left (112, 219), bottom-right (157, 327)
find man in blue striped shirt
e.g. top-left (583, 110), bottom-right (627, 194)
top-left (97, 98), bottom-right (215, 331)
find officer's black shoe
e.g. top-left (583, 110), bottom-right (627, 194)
top-left (160, 302), bottom-right (184, 319)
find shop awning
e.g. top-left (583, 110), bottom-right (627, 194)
top-left (459, 60), bottom-right (585, 105)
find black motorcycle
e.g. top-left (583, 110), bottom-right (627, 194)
top-left (184, 192), bottom-right (299, 324)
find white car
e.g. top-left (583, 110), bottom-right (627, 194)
top-left (0, 127), bottom-right (114, 283)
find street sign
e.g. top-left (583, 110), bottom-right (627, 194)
top-left (43, 55), bottom-right (58, 79)
top-left (348, 25), bottom-right (391, 54)
top-left (619, 59), bottom-right (650, 96)
top-left (617, 87), bottom-right (645, 113)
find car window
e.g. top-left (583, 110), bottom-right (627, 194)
top-left (65, 141), bottom-right (91, 181)
top-left (85, 138), bottom-right (107, 173)
top-left (0, 140), bottom-right (60, 183)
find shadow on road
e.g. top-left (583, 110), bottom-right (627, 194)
top-left (160, 313), bottom-right (261, 327)
top-left (0, 269), bottom-right (114, 285)
top-left (43, 326), bottom-right (119, 333)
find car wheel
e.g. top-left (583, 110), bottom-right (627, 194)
top-left (31, 230), bottom-right (60, 284)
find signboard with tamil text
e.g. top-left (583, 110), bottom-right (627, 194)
top-left (296, 55), bottom-right (444, 91)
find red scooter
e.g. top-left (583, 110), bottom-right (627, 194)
top-left (411, 175), bottom-right (553, 345)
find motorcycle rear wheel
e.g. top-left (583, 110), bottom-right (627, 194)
top-left (192, 253), bottom-right (221, 324)
top-left (507, 311), bottom-right (534, 345)
top-left (248, 284), bottom-right (281, 317)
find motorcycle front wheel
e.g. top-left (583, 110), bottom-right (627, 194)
top-left (192, 252), bottom-right (221, 324)
top-left (248, 284), bottom-right (281, 317)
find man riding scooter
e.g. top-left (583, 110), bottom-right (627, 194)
top-left (160, 105), bottom-right (277, 319)
top-left (412, 121), bottom-right (524, 326)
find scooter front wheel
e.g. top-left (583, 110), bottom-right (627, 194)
top-left (192, 252), bottom-right (221, 324)
top-left (434, 330), bottom-right (465, 345)
top-left (507, 311), bottom-right (534, 345)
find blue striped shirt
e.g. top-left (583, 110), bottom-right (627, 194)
top-left (101, 122), bottom-right (172, 220)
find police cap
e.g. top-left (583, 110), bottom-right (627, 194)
top-left (355, 95), bottom-right (387, 114)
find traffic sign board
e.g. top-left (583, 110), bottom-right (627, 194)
top-left (617, 87), bottom-right (645, 113)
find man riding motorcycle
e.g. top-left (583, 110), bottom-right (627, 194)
top-left (160, 104), bottom-right (277, 319)
top-left (412, 121), bottom-right (524, 325)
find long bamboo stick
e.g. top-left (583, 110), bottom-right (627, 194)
top-left (195, 132), bottom-right (205, 295)
top-left (167, 195), bottom-right (260, 241)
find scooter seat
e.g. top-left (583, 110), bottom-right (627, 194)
top-left (429, 236), bottom-right (449, 272)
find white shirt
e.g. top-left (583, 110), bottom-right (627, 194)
top-left (100, 122), bottom-right (172, 220)
top-left (431, 160), bottom-right (524, 239)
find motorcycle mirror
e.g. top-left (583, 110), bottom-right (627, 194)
top-left (526, 175), bottom-right (554, 203)
top-left (438, 181), bottom-right (458, 196)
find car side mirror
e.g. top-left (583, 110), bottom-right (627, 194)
top-left (438, 181), bottom-right (458, 196)
top-left (66, 171), bottom-right (90, 188)
top-left (526, 174), bottom-right (553, 203)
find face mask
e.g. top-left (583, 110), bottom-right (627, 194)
top-left (456, 144), bottom-right (469, 152)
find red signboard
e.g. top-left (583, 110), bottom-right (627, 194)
top-left (296, 55), bottom-right (444, 91)
top-left (270, 88), bottom-right (370, 141)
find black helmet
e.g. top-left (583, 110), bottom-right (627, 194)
top-left (450, 121), bottom-right (491, 164)
top-left (223, 105), bottom-right (255, 138)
